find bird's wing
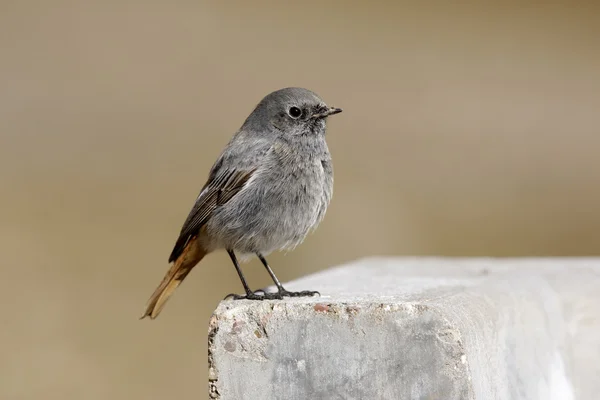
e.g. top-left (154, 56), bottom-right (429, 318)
top-left (168, 163), bottom-right (256, 263)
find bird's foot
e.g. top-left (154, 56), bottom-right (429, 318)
top-left (278, 289), bottom-right (321, 298)
top-left (223, 291), bottom-right (265, 300)
top-left (223, 289), bottom-right (320, 301)
top-left (257, 288), bottom-right (321, 299)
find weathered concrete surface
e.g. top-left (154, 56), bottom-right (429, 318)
top-left (208, 257), bottom-right (600, 400)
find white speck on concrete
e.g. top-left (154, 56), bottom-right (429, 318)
top-left (547, 351), bottom-right (574, 400)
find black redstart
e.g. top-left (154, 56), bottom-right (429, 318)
top-left (141, 87), bottom-right (342, 319)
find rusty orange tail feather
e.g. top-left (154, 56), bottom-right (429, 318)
top-left (140, 237), bottom-right (206, 320)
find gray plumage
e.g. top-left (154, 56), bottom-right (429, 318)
top-left (141, 87), bottom-right (342, 319)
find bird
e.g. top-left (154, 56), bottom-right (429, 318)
top-left (140, 87), bottom-right (342, 319)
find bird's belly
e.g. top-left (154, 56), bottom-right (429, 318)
top-left (207, 166), bottom-right (328, 254)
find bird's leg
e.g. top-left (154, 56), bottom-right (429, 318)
top-left (256, 253), bottom-right (320, 299)
top-left (223, 250), bottom-right (265, 300)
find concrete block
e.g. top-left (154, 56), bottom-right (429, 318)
top-left (208, 257), bottom-right (600, 400)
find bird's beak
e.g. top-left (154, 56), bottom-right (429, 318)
top-left (313, 106), bottom-right (343, 119)
top-left (326, 107), bottom-right (343, 116)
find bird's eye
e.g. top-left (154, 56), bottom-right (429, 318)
top-left (288, 106), bottom-right (302, 119)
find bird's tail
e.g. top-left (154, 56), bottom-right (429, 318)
top-left (140, 238), bottom-right (206, 320)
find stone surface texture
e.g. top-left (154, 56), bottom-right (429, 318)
top-left (208, 257), bottom-right (600, 400)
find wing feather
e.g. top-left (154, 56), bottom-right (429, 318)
top-left (167, 167), bottom-right (256, 263)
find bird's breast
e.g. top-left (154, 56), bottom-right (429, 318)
top-left (207, 139), bottom-right (333, 254)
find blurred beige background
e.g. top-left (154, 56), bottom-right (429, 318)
top-left (1, 1), bottom-right (599, 398)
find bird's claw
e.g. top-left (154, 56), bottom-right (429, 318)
top-left (279, 289), bottom-right (321, 298)
top-left (223, 292), bottom-right (265, 300)
top-left (224, 289), bottom-right (320, 301)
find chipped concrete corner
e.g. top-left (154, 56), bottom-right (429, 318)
top-left (207, 313), bottom-right (221, 399)
top-left (209, 299), bottom-right (473, 400)
top-left (208, 258), bottom-right (600, 399)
